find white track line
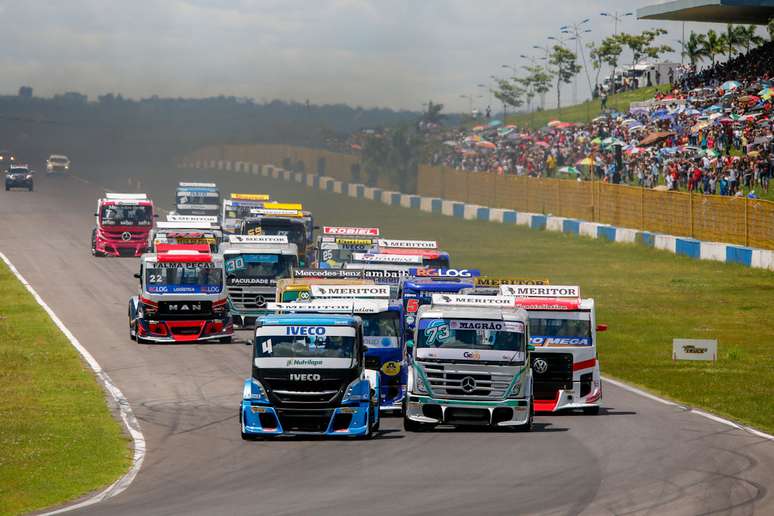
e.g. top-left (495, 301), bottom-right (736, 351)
top-left (0, 252), bottom-right (145, 514)
top-left (603, 375), bottom-right (774, 441)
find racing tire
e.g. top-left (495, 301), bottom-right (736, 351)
top-left (28, 185), bottom-right (33, 192)
top-left (129, 321), bottom-right (136, 341)
top-left (512, 397), bottom-right (534, 432)
top-left (91, 229), bottom-right (105, 257)
top-left (370, 401), bottom-right (380, 434)
top-left (219, 337), bottom-right (232, 344)
top-left (582, 405), bottom-right (600, 415)
top-left (403, 414), bottom-right (432, 432)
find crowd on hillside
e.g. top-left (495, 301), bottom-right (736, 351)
top-left (429, 41), bottom-right (774, 197)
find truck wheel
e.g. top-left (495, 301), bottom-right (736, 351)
top-left (129, 320), bottom-right (136, 341)
top-left (91, 229), bottom-right (105, 257)
top-left (403, 415), bottom-right (431, 432)
top-left (219, 336), bottom-right (232, 344)
top-left (370, 401), bottom-right (380, 433)
top-left (582, 405), bottom-right (600, 415)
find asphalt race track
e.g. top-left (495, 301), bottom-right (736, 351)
top-left (3, 173), bottom-right (773, 516)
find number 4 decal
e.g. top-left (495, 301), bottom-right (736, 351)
top-left (262, 339), bottom-right (273, 354)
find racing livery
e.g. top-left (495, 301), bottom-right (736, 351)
top-left (151, 217), bottom-right (223, 253)
top-left (503, 284), bottom-right (604, 414)
top-left (128, 244), bottom-right (233, 343)
top-left (92, 193), bottom-right (154, 257)
top-left (404, 294), bottom-right (533, 431)
top-left (315, 227), bottom-right (381, 269)
top-left (221, 235), bottom-right (298, 327)
top-left (374, 239), bottom-right (451, 269)
top-left (240, 305), bottom-right (380, 438)
top-left (175, 182), bottom-right (221, 218)
top-left (238, 204), bottom-right (312, 266)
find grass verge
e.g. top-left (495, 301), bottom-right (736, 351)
top-left (81, 162), bottom-right (774, 434)
top-left (0, 259), bottom-right (130, 516)
top-left (507, 85), bottom-right (671, 129)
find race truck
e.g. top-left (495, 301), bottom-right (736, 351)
top-left (175, 182), bottom-right (220, 218)
top-left (400, 268), bottom-right (480, 341)
top-left (501, 284), bottom-right (604, 415)
top-left (220, 235), bottom-right (298, 327)
top-left (238, 204), bottom-right (312, 266)
top-left (46, 154), bottom-right (71, 175)
top-left (315, 226), bottom-right (381, 268)
top-left (278, 281), bottom-right (406, 411)
top-left (5, 164), bottom-right (33, 191)
top-left (373, 239), bottom-right (451, 269)
top-left (92, 193), bottom-right (155, 257)
top-left (151, 217), bottom-right (223, 253)
top-left (240, 302), bottom-right (380, 439)
top-left (404, 293), bottom-right (533, 431)
top-left (129, 244), bottom-right (233, 343)
top-left (221, 193), bottom-right (271, 233)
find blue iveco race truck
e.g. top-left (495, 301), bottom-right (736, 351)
top-left (240, 302), bottom-right (380, 439)
top-left (400, 268), bottom-right (480, 341)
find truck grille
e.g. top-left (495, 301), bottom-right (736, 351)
top-left (227, 287), bottom-right (275, 310)
top-left (532, 352), bottom-right (574, 401)
top-left (275, 408), bottom-right (333, 433)
top-left (262, 375), bottom-right (348, 407)
top-left (420, 362), bottom-right (513, 400)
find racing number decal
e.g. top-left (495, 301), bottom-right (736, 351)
top-left (406, 299), bottom-right (420, 313)
top-left (225, 256), bottom-right (246, 273)
top-left (322, 250), bottom-right (333, 261)
top-left (262, 339), bottom-right (273, 354)
top-left (148, 273), bottom-right (164, 283)
top-left (424, 321), bottom-right (450, 345)
top-left (247, 227), bottom-right (263, 236)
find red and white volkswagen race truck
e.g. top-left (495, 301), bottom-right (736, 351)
top-left (128, 244), bottom-right (233, 343)
top-left (92, 193), bottom-right (155, 257)
top-left (501, 284), bottom-right (605, 415)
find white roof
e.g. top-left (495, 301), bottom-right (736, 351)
top-left (178, 182), bottom-right (217, 188)
top-left (267, 300), bottom-right (387, 314)
top-left (167, 215), bottom-right (218, 223)
top-left (156, 221), bottom-right (218, 230)
top-left (105, 193), bottom-right (148, 200)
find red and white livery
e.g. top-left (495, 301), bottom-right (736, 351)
top-left (92, 193), bottom-right (155, 257)
top-left (501, 284), bottom-right (605, 414)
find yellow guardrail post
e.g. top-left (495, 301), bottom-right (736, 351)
top-left (689, 191), bottom-right (694, 239)
top-left (640, 184), bottom-right (645, 231)
top-left (745, 196), bottom-right (750, 247)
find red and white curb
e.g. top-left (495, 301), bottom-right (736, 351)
top-left (0, 252), bottom-right (146, 514)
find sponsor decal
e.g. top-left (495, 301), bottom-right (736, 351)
top-left (335, 238), bottom-right (374, 246)
top-left (378, 239), bottom-right (437, 249)
top-left (380, 361), bottom-right (401, 376)
top-left (323, 226), bottom-right (380, 236)
top-left (532, 358), bottom-right (549, 374)
top-left (364, 336), bottom-right (399, 349)
top-left (179, 182), bottom-right (216, 187)
top-left (226, 277), bottom-right (275, 286)
top-left (290, 373), bottom-right (321, 381)
top-left (352, 253), bottom-right (422, 264)
top-left (167, 215), bottom-right (218, 223)
top-left (228, 235), bottom-right (288, 244)
top-left (530, 336), bottom-right (591, 346)
top-left (311, 285), bottom-right (390, 298)
top-left (292, 268), bottom-right (364, 279)
top-left (475, 277), bottom-right (550, 287)
top-left (431, 294), bottom-right (515, 307)
top-left (286, 326), bottom-right (327, 336)
top-left (500, 285), bottom-right (580, 298)
top-left (286, 359), bottom-right (323, 367)
top-left (230, 193), bottom-right (270, 201)
top-left (411, 268), bottom-right (481, 278)
top-left (250, 208), bottom-right (302, 217)
top-left (121, 231), bottom-right (132, 241)
top-left (463, 351), bottom-right (481, 360)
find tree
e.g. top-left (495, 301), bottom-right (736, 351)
top-left (701, 29), bottom-right (727, 66)
top-left (421, 101), bottom-right (445, 125)
top-left (682, 32), bottom-right (708, 66)
top-left (17, 86), bottom-right (33, 98)
top-left (589, 37), bottom-right (623, 93)
top-left (548, 45), bottom-right (581, 110)
top-left (734, 24), bottom-right (764, 54)
top-left (768, 17), bottom-right (774, 41)
top-left (618, 29), bottom-right (673, 66)
top-left (492, 78), bottom-right (525, 117)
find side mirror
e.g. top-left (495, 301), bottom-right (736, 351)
top-left (313, 225), bottom-right (321, 230)
top-left (94, 213), bottom-right (99, 217)
top-left (596, 324), bottom-right (608, 332)
top-left (133, 273), bottom-right (141, 279)
top-left (363, 345), bottom-right (371, 353)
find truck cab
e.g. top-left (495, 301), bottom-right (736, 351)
top-left (240, 306), bottom-right (380, 439)
top-left (221, 193), bottom-right (271, 234)
top-left (502, 284), bottom-right (603, 415)
top-left (373, 239), bottom-right (451, 269)
top-left (239, 207), bottom-right (311, 267)
top-left (175, 182), bottom-right (220, 218)
top-left (151, 217), bottom-right (223, 253)
top-left (315, 226), bottom-right (381, 268)
top-left (405, 294), bottom-right (533, 431)
top-left (220, 235), bottom-right (298, 327)
top-left (92, 193), bottom-right (155, 257)
top-left (400, 271), bottom-right (478, 340)
top-left (128, 244), bottom-right (233, 343)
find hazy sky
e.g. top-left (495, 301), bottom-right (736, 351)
top-left (0, 1), bottom-right (750, 111)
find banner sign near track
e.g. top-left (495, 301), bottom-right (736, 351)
top-left (672, 339), bottom-right (717, 361)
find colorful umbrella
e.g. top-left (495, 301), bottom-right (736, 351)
top-left (721, 81), bottom-right (741, 91)
top-left (472, 125), bottom-right (486, 132)
top-left (576, 157), bottom-right (594, 167)
top-left (476, 141), bottom-right (497, 150)
top-left (547, 120), bottom-right (563, 128)
top-left (488, 120), bottom-right (503, 127)
top-left (558, 166), bottom-right (581, 175)
top-left (758, 87), bottom-right (773, 100)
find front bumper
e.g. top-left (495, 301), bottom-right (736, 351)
top-left (96, 238), bottom-right (149, 257)
top-left (136, 317), bottom-right (233, 343)
top-left (6, 179), bottom-right (32, 188)
top-left (535, 385), bottom-right (602, 413)
top-left (405, 394), bottom-right (531, 427)
top-left (240, 401), bottom-right (372, 437)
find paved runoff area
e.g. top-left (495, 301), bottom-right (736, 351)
top-left (1, 173), bottom-right (773, 516)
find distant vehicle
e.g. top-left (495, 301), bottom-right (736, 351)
top-left (175, 182), bottom-right (221, 219)
top-left (0, 149), bottom-right (17, 168)
top-left (92, 193), bottom-right (155, 257)
top-left (5, 164), bottom-right (33, 191)
top-left (46, 154), bottom-right (71, 175)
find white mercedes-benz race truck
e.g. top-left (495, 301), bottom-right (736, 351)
top-left (404, 294), bottom-right (533, 431)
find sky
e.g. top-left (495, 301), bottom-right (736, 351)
top-left (0, 0), bottom-right (757, 112)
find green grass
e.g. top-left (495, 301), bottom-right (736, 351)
top-left (0, 261), bottom-right (130, 516)
top-left (82, 162), bottom-right (774, 434)
top-left (507, 85), bottom-right (672, 129)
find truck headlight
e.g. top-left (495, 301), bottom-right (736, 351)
top-left (507, 379), bottom-right (522, 398)
top-left (243, 379), bottom-right (268, 402)
top-left (342, 378), bottom-right (369, 402)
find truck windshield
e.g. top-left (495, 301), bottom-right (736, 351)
top-left (361, 311), bottom-right (400, 349)
top-left (418, 319), bottom-right (525, 352)
top-left (101, 205), bottom-right (152, 226)
top-left (423, 257), bottom-right (450, 268)
top-left (145, 265), bottom-right (223, 294)
top-left (318, 247), bottom-right (357, 268)
top-left (224, 203), bottom-right (261, 221)
top-left (529, 314), bottom-right (592, 346)
top-left (254, 326), bottom-right (357, 367)
top-left (225, 254), bottom-right (295, 280)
